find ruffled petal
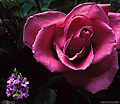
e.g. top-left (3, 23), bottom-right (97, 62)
top-left (108, 12), bottom-right (120, 49)
top-left (54, 42), bottom-right (94, 70)
top-left (32, 24), bottom-right (68, 72)
top-left (23, 11), bottom-right (66, 48)
top-left (97, 4), bottom-right (111, 15)
top-left (64, 15), bottom-right (92, 39)
top-left (63, 48), bottom-right (118, 94)
top-left (91, 20), bottom-right (116, 64)
top-left (64, 2), bottom-right (109, 25)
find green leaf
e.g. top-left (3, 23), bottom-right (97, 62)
top-left (109, 6), bottom-right (118, 12)
top-left (19, 0), bottom-right (26, 4)
top-left (117, 9), bottom-right (120, 12)
top-left (40, 0), bottom-right (55, 8)
top-left (13, 93), bottom-right (20, 97)
top-left (13, 68), bottom-right (17, 73)
top-left (48, 0), bottom-right (74, 13)
top-left (47, 0), bottom-right (55, 7)
top-left (19, 73), bottom-right (23, 80)
top-left (33, 86), bottom-right (56, 104)
top-left (22, 2), bottom-right (34, 17)
top-left (28, 10), bottom-right (37, 16)
top-left (13, 68), bottom-right (19, 76)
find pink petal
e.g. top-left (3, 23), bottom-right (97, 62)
top-left (64, 2), bottom-right (109, 26)
top-left (63, 48), bottom-right (118, 94)
top-left (64, 14), bottom-right (92, 40)
top-left (108, 12), bottom-right (120, 49)
top-left (65, 38), bottom-right (84, 58)
top-left (91, 20), bottom-right (116, 64)
top-left (97, 4), bottom-right (111, 15)
top-left (32, 24), bottom-right (69, 72)
top-left (53, 27), bottom-right (66, 49)
top-left (23, 11), bottom-right (66, 48)
top-left (54, 42), bottom-right (94, 70)
top-left (64, 25), bottom-right (93, 58)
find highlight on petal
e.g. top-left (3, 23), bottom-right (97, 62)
top-left (108, 12), bottom-right (120, 49)
top-left (64, 2), bottom-right (109, 25)
top-left (97, 4), bottom-right (111, 15)
top-left (23, 11), bottom-right (66, 48)
top-left (32, 24), bottom-right (69, 72)
top-left (62, 48), bottom-right (118, 94)
top-left (54, 42), bottom-right (94, 70)
top-left (91, 20), bottom-right (116, 64)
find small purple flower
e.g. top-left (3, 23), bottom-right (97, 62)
top-left (7, 77), bottom-right (14, 84)
top-left (13, 79), bottom-right (19, 84)
top-left (24, 93), bottom-right (29, 98)
top-left (23, 77), bottom-right (27, 82)
top-left (21, 77), bottom-right (29, 88)
top-left (11, 73), bottom-right (15, 78)
top-left (6, 89), bottom-right (12, 97)
top-left (17, 75), bottom-right (20, 79)
top-left (6, 68), bottom-right (29, 100)
top-left (6, 91), bottom-right (11, 97)
top-left (13, 85), bottom-right (17, 91)
top-left (21, 81), bottom-right (29, 87)
top-left (6, 83), bottom-right (11, 88)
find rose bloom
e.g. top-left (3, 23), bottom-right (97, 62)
top-left (23, 3), bottom-right (120, 94)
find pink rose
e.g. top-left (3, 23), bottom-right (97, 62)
top-left (23, 3), bottom-right (120, 94)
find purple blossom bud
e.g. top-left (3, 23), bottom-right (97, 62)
top-left (11, 73), bottom-right (15, 78)
top-left (10, 88), bottom-right (13, 91)
top-left (23, 77), bottom-right (27, 82)
top-left (17, 75), bottom-right (20, 79)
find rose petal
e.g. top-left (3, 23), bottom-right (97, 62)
top-left (54, 42), bottom-right (94, 70)
top-left (91, 20), bottom-right (116, 64)
top-left (64, 2), bottom-right (109, 25)
top-left (63, 35), bottom-right (92, 61)
top-left (32, 24), bottom-right (68, 72)
top-left (65, 38), bottom-right (84, 58)
top-left (63, 48), bottom-right (118, 94)
top-left (108, 12), bottom-right (120, 49)
top-left (64, 14), bottom-right (92, 39)
top-left (53, 27), bottom-right (66, 49)
top-left (54, 15), bottom-right (93, 52)
top-left (23, 11), bottom-right (66, 48)
top-left (97, 4), bottom-right (111, 15)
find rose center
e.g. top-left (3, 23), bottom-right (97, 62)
top-left (79, 28), bottom-right (90, 40)
top-left (65, 28), bottom-right (91, 58)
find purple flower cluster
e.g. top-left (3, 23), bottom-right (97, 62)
top-left (6, 69), bottom-right (29, 100)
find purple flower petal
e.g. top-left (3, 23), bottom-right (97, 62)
top-left (13, 79), bottom-right (19, 84)
top-left (11, 73), bottom-right (15, 78)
